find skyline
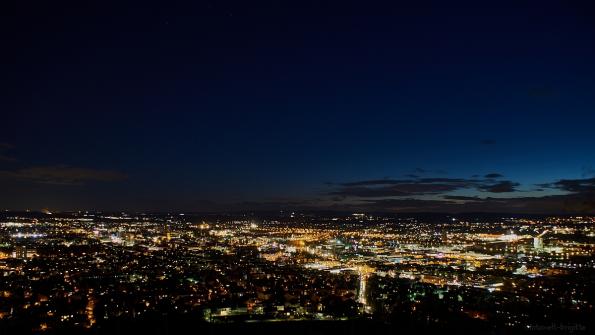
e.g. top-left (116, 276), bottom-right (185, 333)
top-left (2, 1), bottom-right (595, 212)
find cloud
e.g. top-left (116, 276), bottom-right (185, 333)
top-left (442, 195), bottom-right (483, 202)
top-left (326, 193), bottom-right (595, 214)
top-left (479, 181), bottom-right (519, 193)
top-left (0, 165), bottom-right (127, 185)
top-left (329, 186), bottom-right (412, 198)
top-left (330, 176), bottom-right (520, 198)
top-left (358, 198), bottom-right (450, 211)
top-left (216, 175), bottom-right (595, 214)
top-left (538, 177), bottom-right (595, 194)
top-left (331, 178), bottom-right (479, 198)
top-left (237, 176), bottom-right (595, 214)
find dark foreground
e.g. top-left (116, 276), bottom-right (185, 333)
top-left (2, 313), bottom-right (588, 335)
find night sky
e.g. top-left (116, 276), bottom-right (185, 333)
top-left (2, 0), bottom-right (595, 213)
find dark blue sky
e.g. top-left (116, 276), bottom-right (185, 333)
top-left (1, 0), bottom-right (595, 213)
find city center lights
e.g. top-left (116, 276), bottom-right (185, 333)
top-left (0, 211), bottom-right (593, 333)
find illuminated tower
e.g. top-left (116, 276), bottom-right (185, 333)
top-left (14, 246), bottom-right (27, 259)
top-left (533, 230), bottom-right (547, 250)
